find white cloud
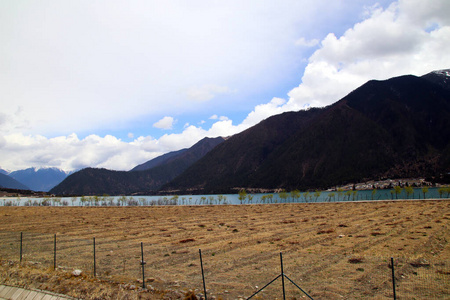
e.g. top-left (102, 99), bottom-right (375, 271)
top-left (0, 118), bottom-right (249, 171)
top-left (0, 0), bottom-right (325, 137)
top-left (184, 85), bottom-right (234, 102)
top-left (233, 0), bottom-right (450, 129)
top-left (0, 133), bottom-right (156, 171)
top-left (209, 115), bottom-right (229, 121)
top-left (295, 37), bottom-right (320, 47)
top-left (2, 0), bottom-right (450, 173)
top-left (153, 117), bottom-right (175, 130)
top-left (242, 98), bottom-right (287, 127)
top-left (264, 0), bottom-right (450, 113)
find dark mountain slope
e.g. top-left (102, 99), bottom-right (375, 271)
top-left (163, 71), bottom-right (450, 193)
top-left (422, 69), bottom-right (450, 91)
top-left (163, 109), bottom-right (323, 192)
top-left (0, 173), bottom-right (29, 190)
top-left (246, 101), bottom-right (394, 190)
top-left (49, 167), bottom-right (175, 196)
top-left (50, 137), bottom-right (224, 195)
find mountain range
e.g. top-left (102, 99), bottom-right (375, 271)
top-left (50, 137), bottom-right (225, 195)
top-left (28, 69), bottom-right (450, 195)
top-left (162, 70), bottom-right (450, 193)
top-left (0, 168), bottom-right (69, 192)
top-left (0, 173), bottom-right (30, 190)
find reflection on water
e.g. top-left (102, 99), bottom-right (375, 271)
top-left (1, 187), bottom-right (449, 206)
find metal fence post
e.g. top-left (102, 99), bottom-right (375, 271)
top-left (20, 232), bottom-right (23, 263)
top-left (391, 257), bottom-right (396, 300)
top-left (53, 234), bottom-right (57, 270)
top-left (199, 249), bottom-right (207, 300)
top-left (93, 237), bottom-right (96, 277)
top-left (140, 242), bottom-right (146, 289)
top-left (280, 252), bottom-right (286, 300)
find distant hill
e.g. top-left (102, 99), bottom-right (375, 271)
top-left (0, 173), bottom-right (30, 190)
top-left (161, 70), bottom-right (450, 193)
top-left (50, 137), bottom-right (225, 195)
top-left (9, 167), bottom-right (69, 192)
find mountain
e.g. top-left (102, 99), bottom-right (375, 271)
top-left (161, 70), bottom-right (450, 193)
top-left (0, 173), bottom-right (30, 190)
top-left (131, 149), bottom-right (187, 171)
top-left (421, 69), bottom-right (450, 91)
top-left (9, 167), bottom-right (69, 192)
top-left (50, 137), bottom-right (225, 195)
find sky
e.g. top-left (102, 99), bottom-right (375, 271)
top-left (1, 0), bottom-right (449, 172)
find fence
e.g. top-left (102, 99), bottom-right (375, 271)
top-left (1, 231), bottom-right (449, 299)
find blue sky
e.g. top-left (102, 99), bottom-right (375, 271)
top-left (0, 0), bottom-right (449, 172)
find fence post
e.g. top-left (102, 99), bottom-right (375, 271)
top-left (280, 252), bottom-right (286, 300)
top-left (20, 232), bottom-right (23, 263)
top-left (93, 237), bottom-right (96, 277)
top-left (199, 249), bottom-right (207, 300)
top-left (140, 242), bottom-right (146, 289)
top-left (391, 257), bottom-right (396, 300)
top-left (53, 234), bottom-right (57, 270)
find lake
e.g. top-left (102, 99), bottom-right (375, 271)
top-left (1, 187), bottom-right (448, 206)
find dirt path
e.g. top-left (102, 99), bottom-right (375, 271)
top-left (0, 284), bottom-right (77, 300)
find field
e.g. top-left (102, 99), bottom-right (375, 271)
top-left (0, 199), bottom-right (449, 299)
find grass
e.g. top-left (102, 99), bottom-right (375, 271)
top-left (0, 199), bottom-right (449, 299)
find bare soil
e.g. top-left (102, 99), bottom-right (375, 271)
top-left (0, 200), bottom-right (449, 299)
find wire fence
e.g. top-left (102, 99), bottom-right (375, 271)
top-left (1, 231), bottom-right (449, 299)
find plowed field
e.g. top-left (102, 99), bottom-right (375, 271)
top-left (0, 200), bottom-right (449, 299)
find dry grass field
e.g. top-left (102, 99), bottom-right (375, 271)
top-left (0, 200), bottom-right (449, 299)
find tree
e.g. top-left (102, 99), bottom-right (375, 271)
top-left (238, 189), bottom-right (247, 204)
top-left (290, 190), bottom-right (301, 203)
top-left (314, 190), bottom-right (321, 202)
top-left (394, 186), bottom-right (403, 199)
top-left (118, 196), bottom-right (127, 206)
top-left (278, 190), bottom-right (288, 203)
top-left (405, 186), bottom-right (414, 199)
top-left (261, 195), bottom-right (267, 204)
top-left (422, 186), bottom-right (429, 199)
top-left (344, 190), bottom-right (352, 201)
top-left (303, 192), bottom-right (310, 202)
top-left (371, 188), bottom-right (377, 200)
top-left (328, 192), bottom-right (335, 202)
top-left (438, 187), bottom-right (450, 198)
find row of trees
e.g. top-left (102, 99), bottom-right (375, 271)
top-left (2, 186), bottom-right (449, 207)
top-left (237, 185), bottom-right (450, 204)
